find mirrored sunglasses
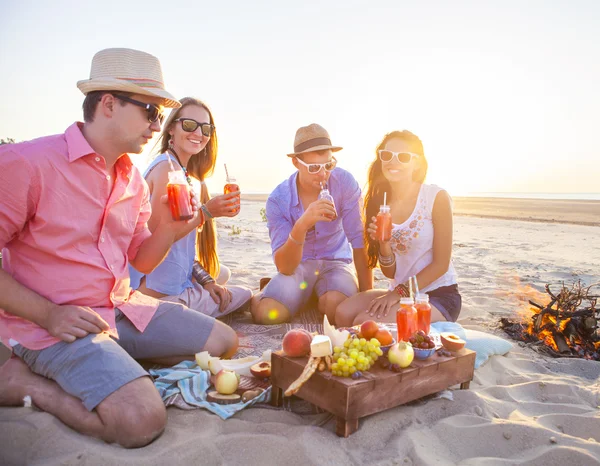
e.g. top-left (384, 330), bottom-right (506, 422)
top-left (174, 118), bottom-right (215, 137)
top-left (112, 94), bottom-right (164, 124)
top-left (296, 156), bottom-right (337, 174)
top-left (378, 150), bottom-right (419, 164)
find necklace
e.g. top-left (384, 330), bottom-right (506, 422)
top-left (168, 148), bottom-right (193, 186)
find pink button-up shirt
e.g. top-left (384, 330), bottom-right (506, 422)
top-left (0, 123), bottom-right (160, 350)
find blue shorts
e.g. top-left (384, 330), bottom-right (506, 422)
top-left (428, 284), bottom-right (462, 322)
top-left (261, 260), bottom-right (358, 316)
top-left (12, 301), bottom-right (215, 411)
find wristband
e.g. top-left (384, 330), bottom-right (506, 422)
top-left (394, 283), bottom-right (410, 297)
top-left (378, 253), bottom-right (396, 267)
top-left (200, 204), bottom-right (213, 219)
top-left (288, 233), bottom-right (304, 246)
top-left (192, 262), bottom-right (215, 286)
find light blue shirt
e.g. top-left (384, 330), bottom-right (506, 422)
top-left (129, 153), bottom-right (196, 296)
top-left (266, 167), bottom-right (364, 264)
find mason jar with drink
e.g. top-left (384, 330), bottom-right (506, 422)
top-left (396, 297), bottom-right (417, 342)
top-left (224, 163), bottom-right (240, 214)
top-left (167, 170), bottom-right (193, 221)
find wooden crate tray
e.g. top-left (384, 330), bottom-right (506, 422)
top-left (271, 348), bottom-right (476, 437)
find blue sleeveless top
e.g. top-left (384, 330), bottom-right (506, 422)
top-left (129, 153), bottom-right (196, 296)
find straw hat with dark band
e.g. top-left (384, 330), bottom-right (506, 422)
top-left (287, 123), bottom-right (343, 157)
top-left (77, 48), bottom-right (181, 108)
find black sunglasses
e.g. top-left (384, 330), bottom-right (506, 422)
top-left (174, 118), bottom-right (215, 137)
top-left (112, 94), bottom-right (165, 124)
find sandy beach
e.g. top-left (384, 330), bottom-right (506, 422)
top-left (1, 197), bottom-right (599, 465)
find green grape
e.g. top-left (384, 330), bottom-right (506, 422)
top-left (370, 338), bottom-right (381, 347)
top-left (366, 344), bottom-right (375, 353)
top-left (331, 363), bottom-right (339, 371)
top-left (333, 346), bottom-right (342, 354)
top-left (375, 347), bottom-right (383, 356)
top-left (352, 339), bottom-right (360, 348)
top-left (358, 351), bottom-right (365, 358)
top-left (359, 338), bottom-right (367, 346)
top-left (333, 370), bottom-right (341, 377)
top-left (338, 358), bottom-right (346, 366)
top-left (343, 339), bottom-right (351, 348)
top-left (346, 358), bottom-right (355, 367)
top-left (349, 366), bottom-right (356, 374)
top-left (349, 350), bottom-right (359, 359)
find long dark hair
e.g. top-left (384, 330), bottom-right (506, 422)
top-left (364, 130), bottom-right (428, 269)
top-left (155, 97), bottom-right (220, 278)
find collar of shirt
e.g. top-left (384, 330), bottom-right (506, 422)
top-left (65, 122), bottom-right (134, 177)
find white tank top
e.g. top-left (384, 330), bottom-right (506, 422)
top-left (388, 183), bottom-right (458, 292)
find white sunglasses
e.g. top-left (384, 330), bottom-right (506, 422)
top-left (295, 156), bottom-right (337, 174)
top-left (378, 150), bottom-right (419, 164)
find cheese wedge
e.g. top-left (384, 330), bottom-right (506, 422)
top-left (310, 335), bottom-right (333, 357)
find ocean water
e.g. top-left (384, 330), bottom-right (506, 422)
top-left (242, 191), bottom-right (600, 201)
top-left (460, 192), bottom-right (600, 201)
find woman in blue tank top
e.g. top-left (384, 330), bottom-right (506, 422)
top-left (129, 97), bottom-right (252, 317)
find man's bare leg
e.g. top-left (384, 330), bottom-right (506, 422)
top-left (250, 296), bottom-right (291, 325)
top-left (0, 356), bottom-right (166, 448)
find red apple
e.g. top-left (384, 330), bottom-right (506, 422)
top-left (440, 332), bottom-right (466, 352)
top-left (282, 329), bottom-right (312, 357)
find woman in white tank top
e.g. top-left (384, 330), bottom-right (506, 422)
top-left (336, 130), bottom-right (461, 326)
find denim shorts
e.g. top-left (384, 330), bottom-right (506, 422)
top-left (428, 284), bottom-right (462, 322)
top-left (12, 301), bottom-right (215, 411)
top-left (261, 259), bottom-right (358, 316)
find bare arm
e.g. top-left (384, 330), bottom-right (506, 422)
top-left (273, 199), bottom-right (337, 275)
top-left (353, 247), bottom-right (373, 291)
top-left (414, 190), bottom-right (454, 289)
top-left (0, 269), bottom-right (109, 343)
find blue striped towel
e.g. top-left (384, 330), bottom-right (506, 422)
top-left (149, 360), bottom-right (271, 420)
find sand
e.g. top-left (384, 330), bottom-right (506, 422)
top-left (1, 197), bottom-right (599, 465)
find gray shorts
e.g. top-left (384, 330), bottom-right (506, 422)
top-left (261, 260), bottom-right (358, 316)
top-left (12, 301), bottom-right (215, 411)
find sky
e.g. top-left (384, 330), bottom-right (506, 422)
top-left (1, 0), bottom-right (599, 197)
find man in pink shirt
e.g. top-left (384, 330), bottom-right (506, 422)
top-left (0, 48), bottom-right (238, 447)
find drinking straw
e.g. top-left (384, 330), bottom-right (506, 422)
top-left (224, 163), bottom-right (230, 182)
top-left (383, 192), bottom-right (387, 207)
top-left (413, 275), bottom-right (420, 296)
top-left (167, 153), bottom-right (175, 172)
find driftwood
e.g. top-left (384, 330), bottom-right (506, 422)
top-left (500, 281), bottom-right (599, 361)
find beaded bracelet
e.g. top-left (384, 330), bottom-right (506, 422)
top-left (192, 262), bottom-right (215, 286)
top-left (394, 283), bottom-right (410, 297)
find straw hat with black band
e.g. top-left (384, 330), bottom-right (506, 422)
top-left (287, 123), bottom-right (343, 157)
top-left (77, 48), bottom-right (181, 108)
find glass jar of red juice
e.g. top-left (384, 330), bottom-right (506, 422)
top-left (224, 177), bottom-right (240, 213)
top-left (415, 293), bottom-right (431, 335)
top-left (376, 204), bottom-right (392, 241)
top-left (396, 297), bottom-right (417, 342)
top-left (167, 171), bottom-right (193, 221)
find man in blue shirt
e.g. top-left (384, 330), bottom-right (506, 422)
top-left (251, 124), bottom-right (372, 325)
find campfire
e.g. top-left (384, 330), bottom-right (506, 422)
top-left (500, 281), bottom-right (599, 360)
